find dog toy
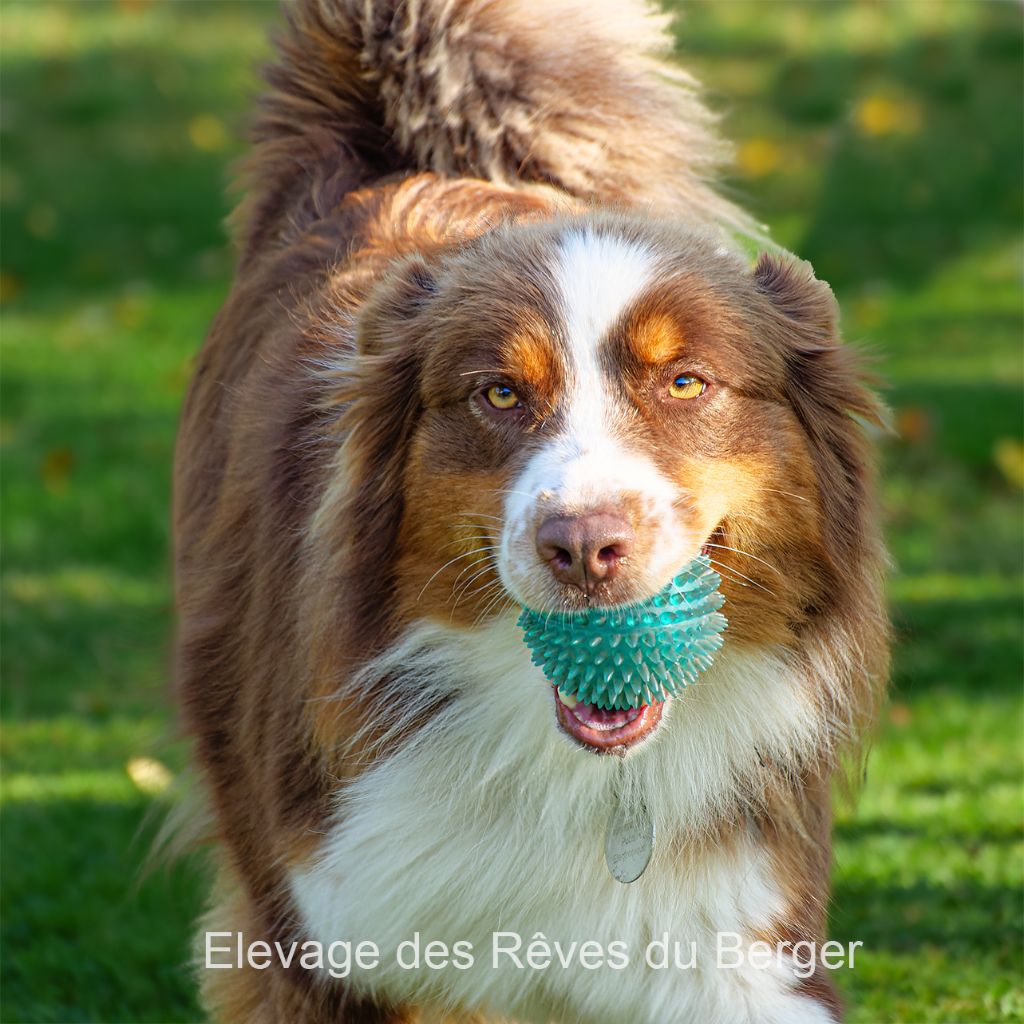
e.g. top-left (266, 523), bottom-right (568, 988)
top-left (518, 554), bottom-right (727, 710)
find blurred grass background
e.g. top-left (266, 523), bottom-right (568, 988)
top-left (1, 1), bottom-right (1021, 1021)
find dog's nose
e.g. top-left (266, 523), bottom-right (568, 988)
top-left (535, 512), bottom-right (634, 594)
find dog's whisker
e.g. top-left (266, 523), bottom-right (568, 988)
top-left (472, 583), bottom-right (514, 626)
top-left (702, 542), bottom-right (782, 577)
top-left (440, 537), bottom-right (499, 552)
top-left (759, 487), bottom-right (812, 503)
top-left (451, 561), bottom-right (498, 603)
top-left (459, 578), bottom-right (499, 622)
top-left (708, 558), bottom-right (776, 597)
top-left (449, 527), bottom-right (500, 540)
top-left (435, 545), bottom-right (501, 597)
top-left (454, 572), bottom-right (503, 611)
top-left (449, 555), bottom-right (498, 593)
top-left (449, 541), bottom-right (498, 556)
top-left (492, 487), bottom-right (539, 501)
top-left (435, 533), bottom-right (497, 550)
top-left (417, 549), bottom-right (493, 602)
top-left (470, 587), bottom-right (498, 621)
top-left (458, 573), bottom-right (501, 602)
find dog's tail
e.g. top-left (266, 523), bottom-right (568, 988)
top-left (239, 0), bottom-right (757, 255)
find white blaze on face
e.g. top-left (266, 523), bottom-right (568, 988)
top-left (498, 229), bottom-right (695, 608)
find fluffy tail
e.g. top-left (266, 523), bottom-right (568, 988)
top-left (239, 0), bottom-right (756, 255)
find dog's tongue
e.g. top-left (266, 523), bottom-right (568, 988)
top-left (566, 699), bottom-right (643, 730)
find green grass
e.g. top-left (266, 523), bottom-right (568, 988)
top-left (2, 1), bottom-right (1021, 1021)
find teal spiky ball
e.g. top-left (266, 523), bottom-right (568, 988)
top-left (518, 554), bottom-right (727, 710)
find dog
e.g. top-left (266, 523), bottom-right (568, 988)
top-left (173, 1), bottom-right (889, 1021)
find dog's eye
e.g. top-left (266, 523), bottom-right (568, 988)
top-left (669, 375), bottom-right (706, 400)
top-left (485, 384), bottom-right (521, 410)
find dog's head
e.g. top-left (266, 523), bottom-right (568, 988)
top-left (326, 217), bottom-right (883, 753)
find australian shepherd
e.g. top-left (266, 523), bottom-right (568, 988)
top-left (173, 1), bottom-right (889, 1021)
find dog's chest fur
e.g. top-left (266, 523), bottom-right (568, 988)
top-left (290, 616), bottom-right (832, 1024)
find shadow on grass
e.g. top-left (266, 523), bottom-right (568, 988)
top-left (3, 593), bottom-right (173, 718)
top-left (836, 818), bottom-right (1022, 846)
top-left (891, 595), bottom-right (1022, 697)
top-left (1, 795), bottom-right (205, 1024)
top-left (832, 877), bottom-right (1022, 966)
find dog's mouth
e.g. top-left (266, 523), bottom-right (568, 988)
top-left (552, 687), bottom-right (665, 753)
top-left (529, 533), bottom-right (722, 753)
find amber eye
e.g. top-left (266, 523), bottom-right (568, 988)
top-left (669, 374), bottom-right (706, 400)
top-left (485, 384), bottom-right (521, 410)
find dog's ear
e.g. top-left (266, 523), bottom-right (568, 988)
top-left (330, 255), bottom-right (438, 645)
top-left (356, 254), bottom-right (438, 355)
top-left (753, 252), bottom-right (839, 340)
top-left (754, 253), bottom-right (884, 568)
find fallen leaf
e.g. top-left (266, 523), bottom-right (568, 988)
top-left (40, 446), bottom-right (74, 492)
top-left (188, 114), bottom-right (227, 152)
top-left (126, 757), bottom-right (173, 795)
top-left (0, 271), bottom-right (21, 304)
top-left (993, 438), bottom-right (1024, 488)
top-left (737, 138), bottom-right (782, 178)
top-left (894, 406), bottom-right (932, 444)
top-left (888, 703), bottom-right (912, 727)
top-left (854, 95), bottom-right (922, 137)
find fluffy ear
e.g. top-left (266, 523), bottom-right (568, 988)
top-left (330, 255), bottom-right (438, 646)
top-left (753, 251), bottom-right (838, 341)
top-left (356, 254), bottom-right (438, 355)
top-left (754, 253), bottom-right (884, 569)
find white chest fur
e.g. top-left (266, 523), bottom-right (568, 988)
top-left (290, 616), bottom-right (833, 1024)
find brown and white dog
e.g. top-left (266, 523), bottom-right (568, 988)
top-left (173, 1), bottom-right (889, 1021)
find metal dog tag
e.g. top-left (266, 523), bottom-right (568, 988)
top-left (604, 788), bottom-right (655, 884)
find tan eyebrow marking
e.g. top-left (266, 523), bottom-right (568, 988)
top-left (505, 319), bottom-right (560, 391)
top-left (628, 311), bottom-right (686, 365)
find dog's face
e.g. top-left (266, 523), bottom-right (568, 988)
top-left (344, 219), bottom-right (876, 753)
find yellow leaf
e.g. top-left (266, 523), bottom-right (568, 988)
top-left (854, 95), bottom-right (921, 137)
top-left (993, 438), bottom-right (1024, 488)
top-left (126, 757), bottom-right (173, 795)
top-left (188, 114), bottom-right (227, 153)
top-left (737, 138), bottom-right (782, 179)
